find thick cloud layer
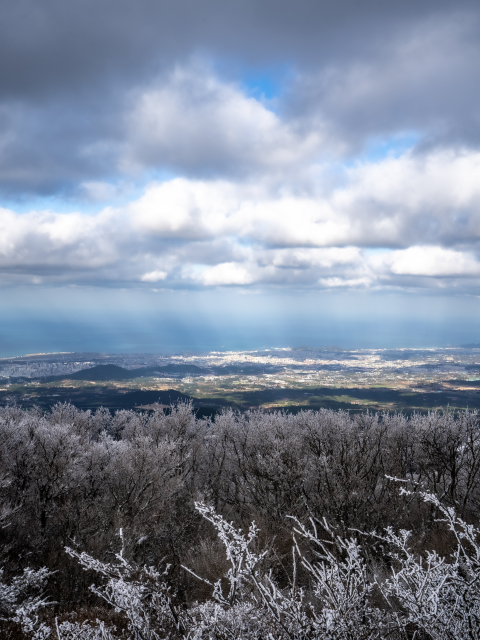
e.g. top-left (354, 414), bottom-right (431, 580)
top-left (2, 140), bottom-right (480, 291)
top-left (0, 0), bottom-right (479, 294)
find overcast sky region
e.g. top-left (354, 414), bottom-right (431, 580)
top-left (1, 0), bottom-right (480, 354)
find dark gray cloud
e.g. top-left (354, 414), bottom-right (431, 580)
top-left (0, 97), bottom-right (122, 195)
top-left (1, 0), bottom-right (479, 194)
top-left (2, 0), bottom-right (473, 99)
top-left (287, 11), bottom-right (480, 153)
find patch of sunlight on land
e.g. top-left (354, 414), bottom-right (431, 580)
top-left (3, 345), bottom-right (480, 413)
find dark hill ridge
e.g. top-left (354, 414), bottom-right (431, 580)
top-left (35, 386), bottom-right (195, 411)
top-left (67, 364), bottom-right (132, 381)
top-left (151, 364), bottom-right (206, 375)
top-left (447, 379), bottom-right (480, 387)
top-left (102, 388), bottom-right (193, 408)
top-left (41, 363), bottom-right (207, 382)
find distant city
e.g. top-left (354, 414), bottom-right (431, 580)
top-left (1, 345), bottom-right (479, 414)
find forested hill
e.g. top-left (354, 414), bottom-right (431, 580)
top-left (65, 364), bottom-right (135, 380)
top-left (44, 363), bottom-right (207, 381)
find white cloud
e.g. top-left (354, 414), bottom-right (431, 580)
top-left (387, 247), bottom-right (480, 277)
top-left (141, 270), bottom-right (168, 282)
top-left (268, 247), bottom-right (362, 269)
top-left (195, 262), bottom-right (257, 286)
top-left (0, 207), bottom-right (121, 269)
top-left (3, 103), bottom-right (480, 293)
top-left (318, 276), bottom-right (372, 288)
top-left (342, 149), bottom-right (480, 215)
top-left (122, 63), bottom-right (322, 176)
top-left (131, 178), bottom-right (240, 239)
top-left (132, 147), bottom-right (480, 251)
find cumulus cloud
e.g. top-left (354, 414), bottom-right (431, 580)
top-left (2, 143), bottom-right (480, 292)
top-left (335, 148), bottom-right (480, 247)
top-left (121, 64), bottom-right (321, 177)
top-left (0, 206), bottom-right (125, 285)
top-left (1, 0), bottom-right (480, 299)
top-left (195, 262), bottom-right (258, 286)
top-left (0, 0), bottom-right (479, 198)
top-left (131, 147), bottom-right (480, 249)
top-left (387, 247), bottom-right (480, 277)
top-left (141, 270), bottom-right (168, 282)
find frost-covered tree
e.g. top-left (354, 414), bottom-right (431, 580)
top-left (1, 403), bottom-right (480, 638)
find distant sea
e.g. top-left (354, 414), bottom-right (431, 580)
top-left (1, 315), bottom-right (479, 358)
top-left (1, 288), bottom-right (479, 358)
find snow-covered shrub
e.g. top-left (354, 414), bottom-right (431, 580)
top-left (0, 566), bottom-right (52, 639)
top-left (64, 491), bottom-right (480, 639)
top-left (184, 503), bottom-right (387, 640)
top-left (289, 516), bottom-right (387, 640)
top-left (65, 529), bottom-right (184, 640)
top-left (378, 486), bottom-right (480, 640)
top-left (55, 619), bottom-right (116, 640)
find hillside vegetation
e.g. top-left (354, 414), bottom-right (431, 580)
top-left (43, 364), bottom-right (207, 382)
top-left (1, 403), bottom-right (480, 638)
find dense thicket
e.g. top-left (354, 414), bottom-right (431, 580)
top-left (1, 403), bottom-right (480, 638)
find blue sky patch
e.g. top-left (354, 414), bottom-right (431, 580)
top-left (361, 131), bottom-right (421, 162)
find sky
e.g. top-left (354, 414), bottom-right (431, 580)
top-left (1, 0), bottom-right (480, 355)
